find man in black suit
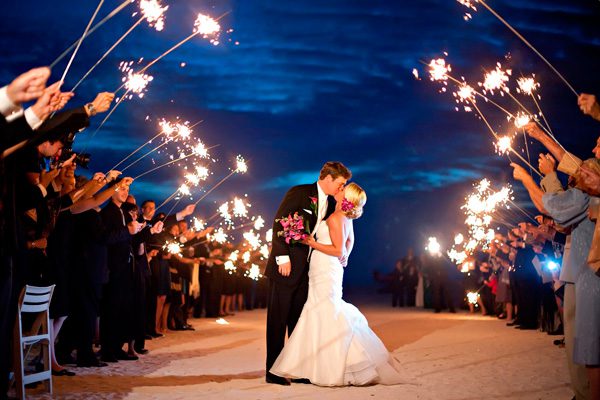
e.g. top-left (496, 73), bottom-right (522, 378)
top-left (265, 161), bottom-right (351, 385)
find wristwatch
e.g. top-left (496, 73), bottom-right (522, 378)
top-left (85, 103), bottom-right (97, 117)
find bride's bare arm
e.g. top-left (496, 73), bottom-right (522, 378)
top-left (345, 221), bottom-right (354, 256)
top-left (303, 213), bottom-right (344, 257)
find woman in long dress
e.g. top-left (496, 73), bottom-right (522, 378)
top-left (270, 183), bottom-right (404, 386)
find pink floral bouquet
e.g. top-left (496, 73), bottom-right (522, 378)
top-left (276, 212), bottom-right (310, 245)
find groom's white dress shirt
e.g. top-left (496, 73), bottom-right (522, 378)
top-left (275, 182), bottom-right (327, 266)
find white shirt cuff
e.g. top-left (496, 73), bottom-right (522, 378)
top-left (175, 211), bottom-right (184, 221)
top-left (24, 107), bottom-right (43, 130)
top-left (4, 108), bottom-right (23, 123)
top-left (37, 184), bottom-right (48, 198)
top-left (0, 86), bottom-right (21, 116)
top-left (276, 255), bottom-right (290, 265)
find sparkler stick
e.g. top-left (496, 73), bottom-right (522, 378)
top-left (109, 119), bottom-right (203, 173)
top-left (59, 0), bottom-right (104, 85)
top-left (193, 156), bottom-right (247, 205)
top-left (507, 199), bottom-right (538, 224)
top-left (50, 0), bottom-right (132, 68)
top-left (82, 89), bottom-right (131, 152)
top-left (470, 101), bottom-right (542, 177)
top-left (475, 0), bottom-right (579, 97)
top-left (133, 152), bottom-right (196, 180)
top-left (71, 16), bottom-right (145, 92)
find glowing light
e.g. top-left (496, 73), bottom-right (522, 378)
top-left (467, 291), bottom-right (480, 305)
top-left (195, 165), bottom-right (209, 180)
top-left (193, 14), bottom-right (221, 45)
top-left (120, 61), bottom-right (153, 98)
top-left (412, 68), bottom-right (420, 80)
top-left (235, 155), bottom-right (248, 173)
top-left (242, 251), bottom-right (251, 263)
top-left (454, 83), bottom-right (476, 103)
top-left (457, 0), bottom-right (478, 12)
top-left (254, 216), bottom-right (265, 231)
top-left (495, 135), bottom-right (513, 155)
top-left (247, 264), bottom-right (261, 280)
top-left (139, 0), bottom-right (168, 31)
top-left (192, 141), bottom-right (208, 158)
top-left (178, 183), bottom-right (190, 196)
top-left (185, 173), bottom-right (200, 186)
top-left (164, 241), bottom-right (182, 256)
top-left (192, 217), bottom-right (205, 232)
top-left (228, 250), bottom-right (239, 262)
top-left (547, 261), bottom-right (559, 271)
top-left (426, 237), bottom-right (442, 256)
top-left (224, 260), bottom-right (236, 273)
top-left (513, 112), bottom-right (531, 129)
top-left (260, 244), bottom-right (269, 259)
top-left (428, 58), bottom-right (451, 82)
top-left (243, 230), bottom-right (261, 250)
top-left (265, 229), bottom-right (273, 243)
top-left (454, 233), bottom-right (464, 245)
top-left (232, 198), bottom-right (249, 218)
top-left (209, 228), bottom-right (228, 244)
top-left (516, 76), bottom-right (539, 96)
top-left (481, 63), bottom-right (511, 94)
top-left (215, 318), bottom-right (229, 325)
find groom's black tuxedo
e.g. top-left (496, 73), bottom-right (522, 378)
top-left (265, 182), bottom-right (335, 376)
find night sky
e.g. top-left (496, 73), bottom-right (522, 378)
top-left (2, 0), bottom-right (600, 286)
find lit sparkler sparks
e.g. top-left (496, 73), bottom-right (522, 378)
top-left (218, 202), bottom-right (232, 223)
top-left (513, 112), bottom-right (531, 129)
top-left (193, 13), bottom-right (221, 45)
top-left (164, 241), bottom-right (182, 256)
top-left (467, 291), bottom-right (480, 305)
top-left (425, 237), bottom-right (442, 256)
top-left (192, 141), bottom-right (209, 158)
top-left (195, 165), bottom-right (210, 180)
top-left (235, 155), bottom-right (248, 173)
top-left (224, 260), bottom-right (236, 273)
top-left (228, 250), bottom-right (239, 262)
top-left (120, 61), bottom-right (153, 98)
top-left (495, 135), bottom-right (513, 155)
top-left (242, 251), bottom-right (251, 263)
top-left (260, 244), bottom-right (269, 259)
top-left (454, 233), bottom-right (464, 245)
top-left (254, 216), bottom-right (265, 231)
top-left (185, 173), bottom-right (201, 186)
top-left (243, 230), bottom-right (261, 250)
top-left (516, 76), bottom-right (539, 96)
top-left (247, 264), bottom-right (261, 281)
top-left (232, 198), bottom-right (249, 218)
top-left (139, 0), bottom-right (168, 31)
top-left (428, 58), bottom-right (451, 82)
top-left (481, 63), bottom-right (511, 95)
top-left (209, 228), bottom-right (228, 244)
top-left (193, 217), bottom-right (205, 232)
top-left (178, 183), bottom-right (191, 197)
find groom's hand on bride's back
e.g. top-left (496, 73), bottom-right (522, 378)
top-left (339, 254), bottom-right (348, 267)
top-left (278, 262), bottom-right (291, 277)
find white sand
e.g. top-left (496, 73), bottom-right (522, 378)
top-left (26, 302), bottom-right (571, 400)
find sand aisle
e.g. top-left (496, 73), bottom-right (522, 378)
top-left (35, 303), bottom-right (570, 400)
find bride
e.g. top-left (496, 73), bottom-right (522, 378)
top-left (270, 183), bottom-right (404, 386)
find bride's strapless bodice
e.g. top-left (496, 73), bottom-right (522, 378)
top-left (315, 220), bottom-right (332, 245)
top-left (309, 221), bottom-right (343, 301)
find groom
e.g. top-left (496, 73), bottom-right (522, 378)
top-left (265, 161), bottom-right (351, 385)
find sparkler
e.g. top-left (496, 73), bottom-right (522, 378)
top-left (208, 228), bottom-right (228, 244)
top-left (193, 155), bottom-right (248, 206)
top-left (71, 0), bottom-right (168, 91)
top-left (466, 292), bottom-right (480, 305)
top-left (193, 217), bottom-right (205, 232)
top-left (133, 152), bottom-right (197, 180)
top-left (457, 0), bottom-right (579, 96)
top-left (265, 229), bottom-right (273, 243)
top-left (59, 0), bottom-right (105, 85)
top-left (50, 0), bottom-right (132, 68)
top-left (247, 264), bottom-right (262, 281)
top-left (224, 260), bottom-right (236, 274)
top-left (260, 244), bottom-right (269, 259)
top-left (232, 197), bottom-right (249, 218)
top-left (254, 216), bottom-right (265, 231)
top-left (242, 251), bottom-right (251, 264)
top-left (425, 237), bottom-right (442, 257)
top-left (164, 241), bottom-right (182, 256)
top-left (243, 230), bottom-right (261, 250)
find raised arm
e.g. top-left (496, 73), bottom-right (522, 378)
top-left (511, 163), bottom-right (547, 214)
top-left (524, 122), bottom-right (565, 162)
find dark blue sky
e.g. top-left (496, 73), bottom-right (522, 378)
top-left (2, 0), bottom-right (600, 285)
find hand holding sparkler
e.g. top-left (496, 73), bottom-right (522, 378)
top-left (150, 220), bottom-right (164, 234)
top-left (511, 163), bottom-right (533, 183)
top-left (538, 153), bottom-right (556, 176)
top-left (86, 92), bottom-right (115, 115)
top-left (6, 67), bottom-right (51, 105)
top-left (30, 81), bottom-right (62, 121)
top-left (578, 93), bottom-right (600, 122)
top-left (106, 170), bottom-right (122, 183)
top-left (128, 220), bottom-right (145, 234)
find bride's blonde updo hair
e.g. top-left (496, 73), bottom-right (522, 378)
top-left (342, 182), bottom-right (367, 219)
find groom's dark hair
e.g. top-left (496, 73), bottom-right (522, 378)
top-left (319, 161), bottom-right (352, 180)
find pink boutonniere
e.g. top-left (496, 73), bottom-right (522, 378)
top-left (309, 196), bottom-right (318, 215)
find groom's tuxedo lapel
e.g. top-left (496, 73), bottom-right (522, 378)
top-left (308, 183), bottom-right (319, 232)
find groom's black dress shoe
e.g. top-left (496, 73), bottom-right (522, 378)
top-left (291, 378), bottom-right (311, 384)
top-left (266, 373), bottom-right (290, 386)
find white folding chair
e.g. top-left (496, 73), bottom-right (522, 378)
top-left (13, 285), bottom-right (55, 399)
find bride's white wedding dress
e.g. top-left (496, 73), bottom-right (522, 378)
top-left (270, 221), bottom-right (404, 386)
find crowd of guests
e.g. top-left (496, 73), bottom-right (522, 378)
top-left (0, 67), bottom-right (269, 398)
top-left (380, 93), bottom-right (600, 400)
